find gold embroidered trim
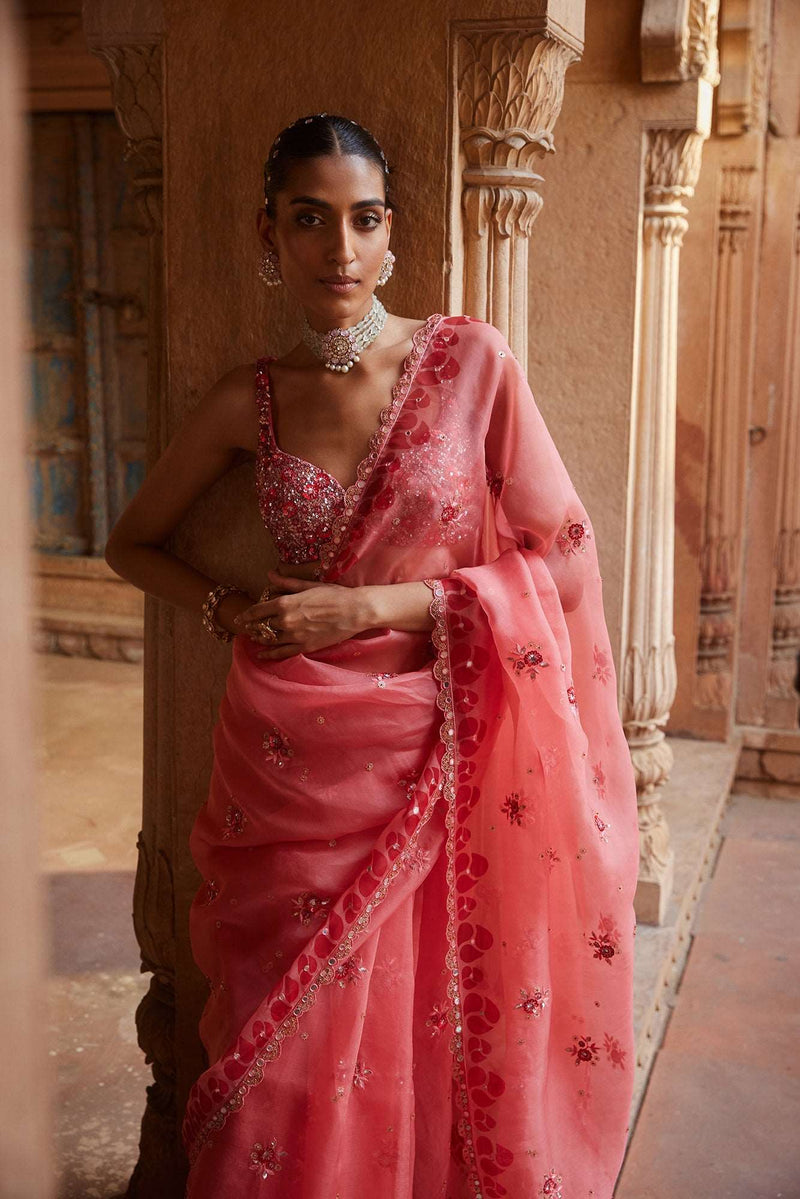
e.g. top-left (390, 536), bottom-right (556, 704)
top-left (316, 313), bottom-right (445, 580)
top-left (424, 578), bottom-right (484, 1197)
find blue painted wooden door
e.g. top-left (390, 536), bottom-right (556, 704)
top-left (28, 112), bottom-right (147, 555)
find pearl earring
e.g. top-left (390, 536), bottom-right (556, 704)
top-left (258, 249), bottom-right (282, 287)
top-left (376, 249), bottom-right (395, 287)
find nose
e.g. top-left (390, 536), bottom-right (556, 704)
top-left (328, 218), bottom-right (356, 266)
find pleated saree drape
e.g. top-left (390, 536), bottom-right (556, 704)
top-left (182, 314), bottom-right (639, 1198)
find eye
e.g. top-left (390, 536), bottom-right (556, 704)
top-left (357, 212), bottom-right (382, 227)
top-left (295, 212), bottom-right (322, 227)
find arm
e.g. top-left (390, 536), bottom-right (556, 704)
top-left (104, 364), bottom-right (259, 636)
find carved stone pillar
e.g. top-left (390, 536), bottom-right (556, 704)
top-left (86, 19), bottom-right (181, 1196)
top-left (624, 0), bottom-right (721, 925)
top-left (621, 126), bottom-right (707, 925)
top-left (453, 22), bottom-right (581, 364)
top-left (696, 166), bottom-right (756, 710)
top-left (767, 200), bottom-right (800, 726)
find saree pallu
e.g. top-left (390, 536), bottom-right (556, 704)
top-left (182, 315), bottom-right (640, 1198)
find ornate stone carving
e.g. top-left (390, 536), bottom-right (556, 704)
top-left (716, 0), bottom-right (771, 136)
top-left (90, 42), bottom-right (163, 231)
top-left (622, 125), bottom-right (713, 924)
top-left (768, 202), bottom-right (800, 721)
top-left (641, 0), bottom-right (721, 84)
top-left (696, 166), bottom-right (756, 710)
top-left (88, 29), bottom-right (178, 1195)
top-left (454, 24), bottom-right (580, 362)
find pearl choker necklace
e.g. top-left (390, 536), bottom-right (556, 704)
top-left (302, 294), bottom-right (387, 373)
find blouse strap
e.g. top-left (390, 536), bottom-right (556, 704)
top-left (255, 356), bottom-right (277, 448)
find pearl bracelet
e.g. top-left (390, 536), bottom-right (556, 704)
top-left (201, 583), bottom-right (245, 643)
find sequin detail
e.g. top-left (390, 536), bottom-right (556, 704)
top-left (291, 891), bottom-right (332, 927)
top-left (515, 984), bottom-right (550, 1018)
top-left (262, 727), bottom-right (294, 767)
top-left (255, 360), bottom-right (342, 564)
top-left (501, 791), bottom-right (528, 826)
top-left (557, 516), bottom-right (591, 555)
top-left (508, 642), bottom-right (549, 680)
top-left (248, 1135), bottom-right (287, 1179)
top-left (541, 1169), bottom-right (564, 1198)
top-left (352, 1058), bottom-right (373, 1089)
top-left (223, 803), bottom-right (247, 839)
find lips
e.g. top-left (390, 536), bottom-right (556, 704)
top-left (321, 276), bottom-right (358, 284)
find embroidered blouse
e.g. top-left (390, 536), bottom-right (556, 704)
top-left (254, 356), bottom-right (344, 564)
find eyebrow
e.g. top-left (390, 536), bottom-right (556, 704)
top-left (288, 195), bottom-right (386, 210)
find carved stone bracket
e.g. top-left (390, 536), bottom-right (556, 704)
top-left (454, 23), bottom-right (581, 363)
top-left (642, 0), bottom-right (721, 85)
top-left (89, 41), bottom-right (163, 232)
top-left (716, 0), bottom-right (771, 136)
top-left (696, 166), bottom-right (756, 711)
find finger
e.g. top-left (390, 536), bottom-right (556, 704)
top-left (237, 598), bottom-right (282, 623)
top-left (267, 572), bottom-right (324, 592)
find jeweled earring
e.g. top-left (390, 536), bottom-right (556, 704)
top-left (258, 248), bottom-right (282, 286)
top-left (376, 249), bottom-right (395, 287)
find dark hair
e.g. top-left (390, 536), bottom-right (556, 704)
top-left (263, 113), bottom-right (395, 218)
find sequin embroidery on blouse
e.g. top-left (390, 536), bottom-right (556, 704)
top-left (254, 358), bottom-right (345, 564)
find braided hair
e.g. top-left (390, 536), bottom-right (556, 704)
top-left (263, 113), bottom-right (395, 218)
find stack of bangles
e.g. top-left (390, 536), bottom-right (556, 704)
top-left (201, 582), bottom-right (280, 644)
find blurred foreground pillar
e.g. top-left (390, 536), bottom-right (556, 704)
top-left (0, 3), bottom-right (54, 1195)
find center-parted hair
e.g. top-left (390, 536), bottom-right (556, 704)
top-left (263, 114), bottom-right (395, 218)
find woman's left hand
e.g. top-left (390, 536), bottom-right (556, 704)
top-left (233, 569), bottom-right (371, 660)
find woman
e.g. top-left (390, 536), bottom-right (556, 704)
top-left (105, 113), bottom-right (639, 1199)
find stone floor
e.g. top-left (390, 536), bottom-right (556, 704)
top-left (616, 790), bottom-right (800, 1198)
top-left (38, 653), bottom-right (800, 1198)
top-left (37, 653), bottom-right (148, 1199)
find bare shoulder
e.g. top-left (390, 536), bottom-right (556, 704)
top-left (192, 361), bottom-right (260, 453)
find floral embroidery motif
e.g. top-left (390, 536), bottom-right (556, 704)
top-left (592, 642), bottom-right (612, 684)
top-left (515, 984), bottom-right (551, 1019)
top-left (557, 516), bottom-right (591, 556)
top-left (501, 791), bottom-right (528, 826)
top-left (566, 1033), bottom-right (600, 1066)
top-left (541, 1168), bottom-right (564, 1197)
top-left (398, 771), bottom-right (420, 801)
top-left (403, 845), bottom-right (431, 873)
top-left (540, 745), bottom-right (562, 774)
top-left (588, 914), bottom-right (621, 964)
top-left (352, 1058), bottom-right (374, 1089)
top-left (222, 803), bottom-right (247, 839)
top-left (248, 1135), bottom-right (288, 1179)
top-left (540, 846), bottom-right (561, 871)
top-left (592, 760), bottom-right (607, 800)
top-left (604, 1032), bottom-right (627, 1070)
top-left (566, 685), bottom-right (577, 706)
top-left (425, 1001), bottom-right (450, 1036)
top-left (203, 878), bottom-right (219, 904)
top-left (593, 810), bottom-right (611, 842)
top-left (369, 672), bottom-right (396, 688)
top-left (485, 465), bottom-right (504, 497)
top-left (291, 891), bottom-right (332, 927)
top-left (262, 727), bottom-right (294, 767)
top-left (508, 642), bottom-right (549, 680)
top-left (334, 954), bottom-right (368, 988)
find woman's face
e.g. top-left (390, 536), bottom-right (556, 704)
top-left (257, 153), bottom-right (393, 327)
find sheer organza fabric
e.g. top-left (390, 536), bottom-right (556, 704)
top-left (182, 315), bottom-right (639, 1198)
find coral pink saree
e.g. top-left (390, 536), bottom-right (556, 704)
top-left (182, 314), bottom-right (639, 1198)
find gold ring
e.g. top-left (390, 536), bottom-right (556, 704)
top-left (254, 618), bottom-right (278, 642)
